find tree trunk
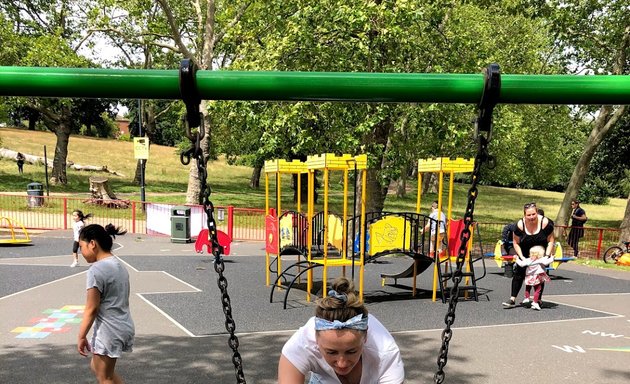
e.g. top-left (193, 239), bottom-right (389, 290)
top-left (363, 169), bottom-right (388, 213)
top-left (50, 119), bottom-right (72, 185)
top-left (185, 101), bottom-right (211, 204)
top-left (28, 117), bottom-right (37, 131)
top-left (422, 173), bottom-right (438, 194)
top-left (555, 105), bottom-right (627, 236)
top-left (357, 117), bottom-right (392, 215)
top-left (557, 25), bottom-right (630, 236)
top-left (89, 177), bottom-right (117, 200)
top-left (395, 172), bottom-right (406, 198)
top-left (185, 162), bottom-right (202, 204)
top-left (620, 192), bottom-right (630, 242)
top-left (292, 173), bottom-right (310, 204)
top-left (250, 165), bottom-right (261, 189)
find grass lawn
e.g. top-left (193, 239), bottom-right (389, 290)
top-left (1, 126), bottom-right (625, 229)
top-left (573, 258), bottom-right (630, 272)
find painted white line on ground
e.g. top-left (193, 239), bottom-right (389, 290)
top-left (136, 293), bottom-right (196, 337)
top-left (0, 263), bottom-right (86, 267)
top-left (544, 300), bottom-right (626, 317)
top-left (0, 271), bottom-right (85, 300)
top-left (392, 313), bottom-right (624, 335)
top-left (546, 292), bottom-right (630, 297)
top-left (113, 242), bottom-right (123, 252)
top-left (115, 258), bottom-right (203, 292)
top-left (0, 255), bottom-right (68, 262)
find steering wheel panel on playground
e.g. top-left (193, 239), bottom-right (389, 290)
top-left (265, 154), bottom-right (485, 305)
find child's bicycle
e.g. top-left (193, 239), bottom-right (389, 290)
top-left (602, 241), bottom-right (630, 264)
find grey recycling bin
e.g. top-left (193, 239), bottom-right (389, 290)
top-left (26, 182), bottom-right (44, 208)
top-left (170, 206), bottom-right (191, 243)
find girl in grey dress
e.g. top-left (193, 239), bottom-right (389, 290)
top-left (77, 224), bottom-right (133, 384)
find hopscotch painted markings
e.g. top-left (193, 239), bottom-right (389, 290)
top-left (552, 329), bottom-right (629, 354)
top-left (12, 305), bottom-right (84, 339)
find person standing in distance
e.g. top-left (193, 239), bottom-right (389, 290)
top-left (70, 210), bottom-right (93, 267)
top-left (567, 199), bottom-right (587, 258)
top-left (16, 152), bottom-right (25, 174)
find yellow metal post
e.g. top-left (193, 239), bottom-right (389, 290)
top-left (265, 172), bottom-right (270, 286)
top-left (322, 168), bottom-right (329, 297)
top-left (307, 169), bottom-right (314, 302)
top-left (277, 173), bottom-right (282, 283)
top-left (416, 173), bottom-right (422, 214)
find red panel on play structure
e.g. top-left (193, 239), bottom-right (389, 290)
top-left (447, 219), bottom-right (466, 256)
top-left (265, 215), bottom-right (278, 254)
top-left (194, 229), bottom-right (232, 255)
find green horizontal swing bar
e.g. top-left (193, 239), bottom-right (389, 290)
top-left (0, 66), bottom-right (629, 105)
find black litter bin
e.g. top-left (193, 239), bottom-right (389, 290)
top-left (170, 206), bottom-right (191, 243)
top-left (26, 182), bottom-right (44, 208)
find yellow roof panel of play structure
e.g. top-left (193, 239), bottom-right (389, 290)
top-left (306, 153), bottom-right (367, 170)
top-left (264, 159), bottom-right (308, 173)
top-left (417, 157), bottom-right (474, 173)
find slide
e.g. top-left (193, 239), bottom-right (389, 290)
top-left (380, 255), bottom-right (433, 281)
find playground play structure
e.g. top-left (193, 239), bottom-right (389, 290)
top-left (265, 155), bottom-right (486, 307)
top-left (1, 63), bottom-right (628, 384)
top-left (0, 216), bottom-right (32, 245)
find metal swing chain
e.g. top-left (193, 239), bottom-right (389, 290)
top-left (433, 135), bottom-right (490, 384)
top-left (434, 64), bottom-right (500, 384)
top-left (179, 59), bottom-right (246, 384)
top-left (181, 119), bottom-right (246, 384)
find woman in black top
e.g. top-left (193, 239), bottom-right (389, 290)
top-left (567, 199), bottom-right (587, 257)
top-left (16, 152), bottom-right (25, 174)
top-left (502, 202), bottom-right (554, 308)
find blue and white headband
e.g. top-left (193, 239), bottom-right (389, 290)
top-left (327, 289), bottom-right (347, 302)
top-left (315, 313), bottom-right (369, 331)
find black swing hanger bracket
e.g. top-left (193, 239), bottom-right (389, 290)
top-left (179, 58), bottom-right (204, 138)
top-left (475, 63), bottom-right (501, 141)
top-left (179, 59), bottom-right (205, 165)
top-left (474, 63), bottom-right (500, 168)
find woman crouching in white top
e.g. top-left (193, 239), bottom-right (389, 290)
top-left (278, 277), bottom-right (405, 384)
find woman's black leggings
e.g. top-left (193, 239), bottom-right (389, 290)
top-left (511, 264), bottom-right (545, 298)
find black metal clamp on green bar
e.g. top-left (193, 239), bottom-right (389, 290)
top-left (434, 64), bottom-right (501, 384)
top-left (179, 59), bottom-right (204, 165)
top-left (475, 63), bottom-right (500, 167)
top-left (476, 64), bottom-right (501, 138)
top-left (179, 59), bottom-right (202, 131)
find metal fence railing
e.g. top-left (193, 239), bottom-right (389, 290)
top-left (0, 193), bottom-right (265, 241)
top-left (1, 193), bottom-right (621, 257)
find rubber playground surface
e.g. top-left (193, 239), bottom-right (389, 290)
top-left (1, 230), bottom-right (629, 384)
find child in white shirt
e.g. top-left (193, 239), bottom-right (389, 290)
top-left (515, 245), bottom-right (553, 310)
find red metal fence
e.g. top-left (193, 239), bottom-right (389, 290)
top-left (1, 193), bottom-right (621, 259)
top-left (0, 193), bottom-right (265, 242)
